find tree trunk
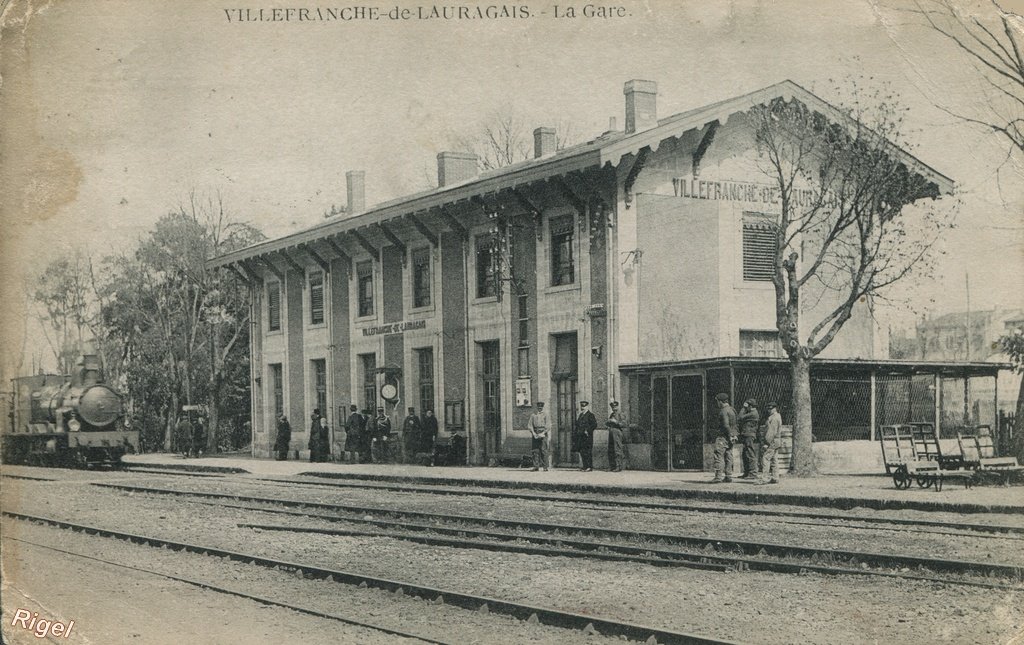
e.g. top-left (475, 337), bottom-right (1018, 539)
top-left (1013, 376), bottom-right (1024, 464)
top-left (790, 355), bottom-right (815, 476)
top-left (165, 391), bottom-right (178, 452)
top-left (209, 323), bottom-right (220, 454)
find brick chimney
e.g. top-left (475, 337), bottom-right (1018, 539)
top-left (437, 151), bottom-right (479, 187)
top-left (533, 127), bottom-right (556, 158)
top-left (624, 79), bottom-right (658, 134)
top-left (346, 170), bottom-right (365, 214)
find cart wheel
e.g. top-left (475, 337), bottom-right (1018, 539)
top-left (916, 476), bottom-right (932, 489)
top-left (893, 467), bottom-right (911, 490)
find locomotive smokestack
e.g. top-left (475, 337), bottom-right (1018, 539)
top-left (76, 354), bottom-right (104, 387)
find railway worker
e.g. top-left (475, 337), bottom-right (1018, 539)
top-left (528, 401), bottom-right (550, 472)
top-left (756, 402), bottom-right (783, 485)
top-left (606, 401), bottom-right (627, 472)
top-left (309, 409), bottom-right (323, 462)
top-left (402, 407), bottom-right (421, 464)
top-left (421, 408), bottom-right (439, 464)
top-left (738, 399), bottom-right (761, 479)
top-left (372, 407), bottom-right (392, 464)
top-left (710, 393), bottom-right (738, 483)
top-left (275, 415), bottom-right (291, 461)
top-left (318, 415), bottom-right (330, 462)
top-left (175, 416), bottom-right (193, 458)
top-left (576, 400), bottom-right (597, 472)
top-left (192, 417), bottom-right (206, 458)
top-left (360, 409), bottom-right (374, 463)
top-left (345, 404), bottom-right (364, 463)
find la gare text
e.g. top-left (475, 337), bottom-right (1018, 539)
top-left (223, 5), bottom-right (631, 22)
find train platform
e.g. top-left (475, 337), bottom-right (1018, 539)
top-left (123, 453), bottom-right (1024, 515)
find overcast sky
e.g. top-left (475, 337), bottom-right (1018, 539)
top-left (2, 0), bottom-right (1022, 372)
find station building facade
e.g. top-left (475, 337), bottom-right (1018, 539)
top-left (212, 80), bottom-right (988, 471)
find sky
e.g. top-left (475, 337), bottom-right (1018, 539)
top-left (2, 0), bottom-right (1022, 375)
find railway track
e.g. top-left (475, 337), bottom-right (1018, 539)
top-left (5, 536), bottom-right (452, 644)
top-left (92, 481), bottom-right (1024, 588)
top-left (2, 510), bottom-right (738, 645)
top-left (250, 473), bottom-right (1024, 536)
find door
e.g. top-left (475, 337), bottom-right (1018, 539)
top-left (652, 376), bottom-right (669, 470)
top-left (552, 333), bottom-right (578, 465)
top-left (670, 375), bottom-right (704, 469)
top-left (479, 341), bottom-right (501, 459)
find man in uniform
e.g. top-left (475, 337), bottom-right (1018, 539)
top-left (308, 409), bottom-right (322, 462)
top-left (528, 401), bottom-right (549, 472)
top-left (711, 393), bottom-right (737, 483)
top-left (274, 414), bottom-right (291, 461)
top-left (576, 400), bottom-right (597, 472)
top-left (756, 402), bottom-right (783, 485)
top-left (738, 398), bottom-right (761, 479)
top-left (420, 408), bottom-right (439, 465)
top-left (345, 404), bottom-right (365, 463)
top-left (402, 407), bottom-right (421, 464)
top-left (371, 407), bottom-right (392, 463)
top-left (606, 401), bottom-right (627, 472)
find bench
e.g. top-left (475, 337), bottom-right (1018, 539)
top-left (957, 427), bottom-right (1024, 485)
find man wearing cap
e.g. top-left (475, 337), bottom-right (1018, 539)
top-left (371, 407), bottom-right (392, 464)
top-left (528, 401), bottom-right (550, 471)
top-left (757, 402), bottom-right (783, 485)
top-left (606, 401), bottom-right (627, 472)
top-left (576, 400), bottom-right (597, 472)
top-left (711, 393), bottom-right (738, 483)
top-left (738, 398), bottom-right (761, 479)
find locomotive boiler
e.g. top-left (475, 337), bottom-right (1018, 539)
top-left (2, 354), bottom-right (138, 467)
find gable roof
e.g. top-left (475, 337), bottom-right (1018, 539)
top-left (209, 79), bottom-right (955, 269)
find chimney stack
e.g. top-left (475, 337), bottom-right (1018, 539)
top-left (623, 79), bottom-right (658, 134)
top-left (437, 151), bottom-right (479, 187)
top-left (533, 127), bottom-right (556, 158)
top-left (346, 170), bottom-right (365, 214)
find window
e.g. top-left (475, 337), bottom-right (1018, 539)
top-left (476, 236), bottom-right (497, 298)
top-left (517, 294), bottom-right (530, 377)
top-left (742, 213), bottom-right (777, 282)
top-left (309, 272), bottom-right (324, 325)
top-left (739, 330), bottom-right (783, 357)
top-left (357, 261), bottom-right (374, 317)
top-left (267, 282), bottom-right (281, 332)
top-left (270, 363), bottom-right (284, 418)
top-left (411, 247), bottom-right (431, 308)
top-left (417, 348), bottom-right (434, 411)
top-left (312, 359), bottom-right (327, 415)
top-left (360, 353), bottom-right (377, 411)
top-left (550, 214), bottom-right (575, 286)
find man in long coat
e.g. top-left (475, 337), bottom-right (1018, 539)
top-left (576, 400), bottom-right (597, 472)
top-left (275, 415), bottom-right (291, 461)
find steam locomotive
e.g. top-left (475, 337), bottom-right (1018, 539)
top-left (2, 354), bottom-right (138, 467)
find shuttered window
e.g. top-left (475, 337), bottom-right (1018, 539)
top-left (742, 214), bottom-right (777, 282)
top-left (357, 262), bottom-right (374, 317)
top-left (270, 363), bottom-right (284, 417)
top-left (550, 214), bottom-right (575, 286)
top-left (412, 247), bottom-right (431, 308)
top-left (476, 236), bottom-right (497, 298)
top-left (739, 330), bottom-right (783, 357)
top-left (309, 272), bottom-right (324, 325)
top-left (267, 282), bottom-right (281, 331)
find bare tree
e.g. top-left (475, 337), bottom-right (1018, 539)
top-left (751, 84), bottom-right (953, 475)
top-left (454, 108), bottom-right (581, 171)
top-left (910, 0), bottom-right (1024, 157)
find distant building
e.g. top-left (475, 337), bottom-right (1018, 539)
top-left (891, 309), bottom-right (1022, 362)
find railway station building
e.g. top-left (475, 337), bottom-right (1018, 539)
top-left (210, 79), bottom-right (1005, 471)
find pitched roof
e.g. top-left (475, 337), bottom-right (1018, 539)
top-left (209, 79), bottom-right (955, 269)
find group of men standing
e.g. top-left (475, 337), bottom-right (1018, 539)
top-left (711, 393), bottom-right (783, 485)
top-left (273, 406), bottom-right (439, 464)
top-left (527, 399), bottom-right (628, 472)
top-left (174, 415), bottom-right (207, 458)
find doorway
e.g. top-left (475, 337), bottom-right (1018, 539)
top-left (551, 333), bottom-right (578, 465)
top-left (652, 373), bottom-right (705, 470)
